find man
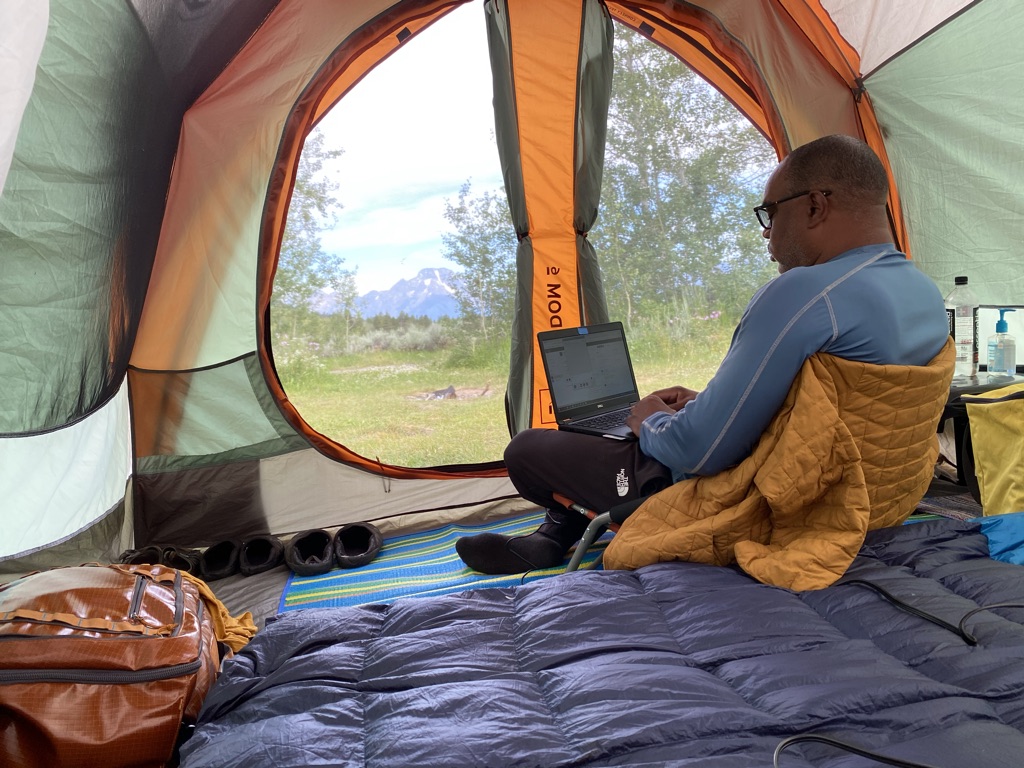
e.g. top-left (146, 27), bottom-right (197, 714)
top-left (457, 134), bottom-right (950, 575)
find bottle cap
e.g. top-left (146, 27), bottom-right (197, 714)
top-left (997, 308), bottom-right (1016, 334)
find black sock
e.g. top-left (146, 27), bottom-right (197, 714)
top-left (455, 509), bottom-right (590, 575)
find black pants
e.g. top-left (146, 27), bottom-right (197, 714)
top-left (503, 428), bottom-right (674, 515)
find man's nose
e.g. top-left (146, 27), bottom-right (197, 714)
top-left (761, 226), bottom-right (770, 240)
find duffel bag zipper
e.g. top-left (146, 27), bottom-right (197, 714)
top-left (133, 569), bottom-right (185, 635)
top-left (0, 658), bottom-right (203, 685)
top-left (129, 573), bottom-right (146, 622)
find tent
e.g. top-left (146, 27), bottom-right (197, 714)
top-left (2, 0), bottom-right (1022, 578)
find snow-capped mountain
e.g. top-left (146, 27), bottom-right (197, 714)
top-left (314, 268), bottom-right (461, 320)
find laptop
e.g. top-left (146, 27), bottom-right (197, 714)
top-left (537, 322), bottom-right (640, 440)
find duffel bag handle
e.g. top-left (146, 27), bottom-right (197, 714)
top-left (0, 563), bottom-right (179, 594)
top-left (0, 607), bottom-right (176, 635)
top-left (105, 562), bottom-right (179, 584)
top-left (0, 564), bottom-right (181, 635)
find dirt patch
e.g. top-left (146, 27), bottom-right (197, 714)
top-left (409, 385), bottom-right (494, 400)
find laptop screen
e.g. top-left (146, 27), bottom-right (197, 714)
top-left (538, 323), bottom-right (639, 416)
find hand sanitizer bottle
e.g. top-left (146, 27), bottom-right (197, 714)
top-left (986, 308), bottom-right (1016, 376)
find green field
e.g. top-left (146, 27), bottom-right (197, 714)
top-left (278, 321), bottom-right (733, 468)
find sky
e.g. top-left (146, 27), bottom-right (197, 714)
top-left (313, 4), bottom-right (503, 294)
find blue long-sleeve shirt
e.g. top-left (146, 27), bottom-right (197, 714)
top-left (638, 244), bottom-right (950, 480)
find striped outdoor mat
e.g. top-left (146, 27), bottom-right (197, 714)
top-left (914, 491), bottom-right (983, 521)
top-left (278, 510), bottom-right (611, 611)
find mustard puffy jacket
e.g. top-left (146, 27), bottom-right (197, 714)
top-left (603, 337), bottom-right (955, 590)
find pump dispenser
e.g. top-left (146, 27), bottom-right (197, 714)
top-left (986, 308), bottom-right (1017, 376)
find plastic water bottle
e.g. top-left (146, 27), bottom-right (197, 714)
top-left (944, 276), bottom-right (979, 378)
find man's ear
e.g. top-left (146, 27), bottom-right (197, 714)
top-left (805, 189), bottom-right (830, 228)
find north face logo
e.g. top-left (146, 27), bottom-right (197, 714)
top-left (615, 469), bottom-right (629, 497)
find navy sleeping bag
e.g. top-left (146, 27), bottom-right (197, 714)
top-left (181, 518), bottom-right (1024, 767)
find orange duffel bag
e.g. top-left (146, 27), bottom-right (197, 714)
top-left (0, 563), bottom-right (220, 768)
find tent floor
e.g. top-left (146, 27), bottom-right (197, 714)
top-left (209, 565), bottom-right (290, 630)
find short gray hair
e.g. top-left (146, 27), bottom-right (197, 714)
top-left (781, 134), bottom-right (889, 206)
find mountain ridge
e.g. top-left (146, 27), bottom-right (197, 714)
top-left (313, 267), bottom-right (461, 320)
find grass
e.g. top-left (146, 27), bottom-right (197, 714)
top-left (287, 350), bottom-right (510, 466)
top-left (279, 320), bottom-right (733, 468)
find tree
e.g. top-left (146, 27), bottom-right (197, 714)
top-left (591, 27), bottom-right (777, 329)
top-left (273, 131), bottom-right (359, 338)
top-left (441, 181), bottom-right (518, 341)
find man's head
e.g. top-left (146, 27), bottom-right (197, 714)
top-left (757, 134), bottom-right (893, 273)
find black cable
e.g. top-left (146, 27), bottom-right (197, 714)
top-left (841, 579), bottom-right (977, 645)
top-left (774, 734), bottom-right (944, 768)
top-left (957, 601), bottom-right (1024, 645)
top-left (774, 596), bottom-right (1024, 767)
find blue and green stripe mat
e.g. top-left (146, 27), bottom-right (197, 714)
top-left (278, 510), bottom-right (611, 611)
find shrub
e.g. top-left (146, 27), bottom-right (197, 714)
top-left (346, 324), bottom-right (452, 354)
top-left (275, 335), bottom-right (329, 386)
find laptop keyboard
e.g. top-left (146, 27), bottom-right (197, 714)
top-left (575, 409), bottom-right (630, 430)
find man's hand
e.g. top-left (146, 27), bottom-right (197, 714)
top-left (626, 394), bottom-right (675, 436)
top-left (626, 387), bottom-right (698, 436)
top-left (648, 386), bottom-right (699, 411)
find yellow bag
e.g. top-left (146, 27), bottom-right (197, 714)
top-left (963, 381), bottom-right (1024, 515)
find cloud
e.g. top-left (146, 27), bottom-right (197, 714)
top-left (334, 239), bottom-right (452, 295)
top-left (311, 4), bottom-right (506, 294)
top-left (322, 191), bottom-right (449, 251)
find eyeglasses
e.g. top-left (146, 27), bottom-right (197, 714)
top-left (753, 190), bottom-right (830, 230)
